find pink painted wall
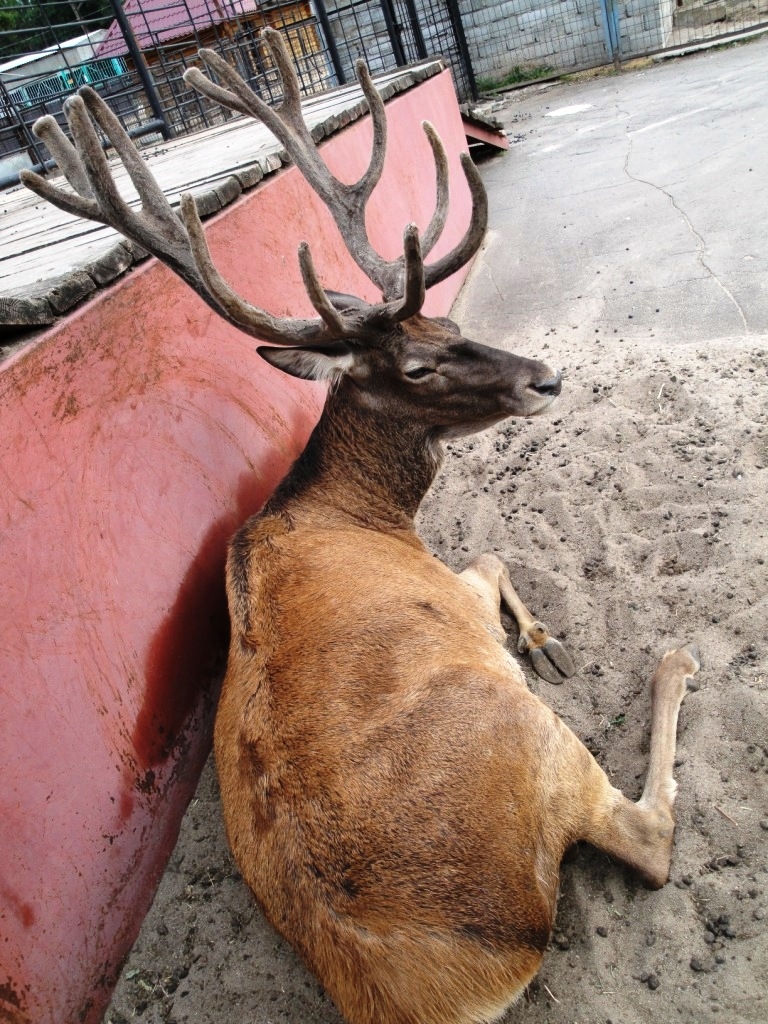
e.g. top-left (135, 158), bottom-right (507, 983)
top-left (0, 69), bottom-right (475, 1024)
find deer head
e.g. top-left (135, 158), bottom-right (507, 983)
top-left (21, 29), bottom-right (560, 440)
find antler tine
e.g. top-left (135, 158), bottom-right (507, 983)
top-left (423, 152), bottom-right (488, 290)
top-left (349, 58), bottom-right (387, 203)
top-left (185, 48), bottom-right (267, 121)
top-left (419, 122), bottom-right (449, 260)
top-left (179, 193), bottom-right (338, 346)
top-left (31, 113), bottom-right (93, 198)
top-left (384, 224), bottom-right (425, 323)
top-left (297, 242), bottom-right (347, 335)
top-left (183, 62), bottom-right (252, 120)
top-left (76, 88), bottom-right (188, 249)
top-left (21, 105), bottom-right (104, 220)
top-left (261, 26), bottom-right (303, 121)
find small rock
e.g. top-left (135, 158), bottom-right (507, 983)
top-left (647, 973), bottom-right (660, 990)
top-left (596, 926), bottom-right (608, 937)
top-left (690, 957), bottom-right (707, 972)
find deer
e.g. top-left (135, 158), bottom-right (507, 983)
top-left (22, 30), bottom-right (700, 1024)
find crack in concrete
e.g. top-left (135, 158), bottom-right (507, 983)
top-left (482, 261), bottom-right (505, 303)
top-left (622, 128), bottom-right (749, 333)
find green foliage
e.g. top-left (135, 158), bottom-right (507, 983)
top-left (0, 0), bottom-right (114, 63)
top-left (477, 65), bottom-right (555, 93)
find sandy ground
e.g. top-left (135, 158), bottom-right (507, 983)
top-left (105, 41), bottom-right (767, 1024)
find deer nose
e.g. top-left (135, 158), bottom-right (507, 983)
top-left (531, 371), bottom-right (562, 397)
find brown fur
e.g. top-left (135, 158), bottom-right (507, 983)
top-left (214, 363), bottom-right (700, 1024)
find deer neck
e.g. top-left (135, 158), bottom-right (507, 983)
top-left (266, 381), bottom-right (441, 532)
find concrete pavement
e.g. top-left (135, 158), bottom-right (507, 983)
top-left (455, 36), bottom-right (768, 349)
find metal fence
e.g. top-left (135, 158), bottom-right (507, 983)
top-left (465, 0), bottom-right (768, 90)
top-left (1, 0), bottom-right (766, 188)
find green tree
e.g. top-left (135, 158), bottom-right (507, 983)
top-left (0, 0), bottom-right (114, 62)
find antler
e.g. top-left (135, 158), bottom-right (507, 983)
top-left (20, 90), bottom-right (347, 347)
top-left (186, 30), bottom-right (487, 300)
top-left (20, 29), bottom-right (487, 345)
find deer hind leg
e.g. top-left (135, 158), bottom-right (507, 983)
top-left (581, 644), bottom-right (701, 887)
top-left (458, 553), bottom-right (575, 684)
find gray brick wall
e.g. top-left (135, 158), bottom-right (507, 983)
top-left (459, 0), bottom-right (674, 83)
top-left (322, 0), bottom-right (677, 96)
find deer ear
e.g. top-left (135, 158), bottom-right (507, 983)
top-left (325, 291), bottom-right (374, 314)
top-left (431, 316), bottom-right (462, 335)
top-left (257, 344), bottom-right (357, 382)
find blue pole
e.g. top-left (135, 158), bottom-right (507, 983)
top-left (599, 0), bottom-right (622, 70)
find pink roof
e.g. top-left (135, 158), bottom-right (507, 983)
top-left (97, 0), bottom-right (260, 59)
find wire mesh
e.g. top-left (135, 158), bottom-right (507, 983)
top-left (0, 0), bottom-right (766, 187)
top-left (463, 0), bottom-right (768, 91)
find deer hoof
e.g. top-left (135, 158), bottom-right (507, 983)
top-left (517, 621), bottom-right (576, 684)
top-left (683, 642), bottom-right (701, 673)
top-left (529, 637), bottom-right (576, 685)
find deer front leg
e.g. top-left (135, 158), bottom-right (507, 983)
top-left (458, 554), bottom-right (576, 684)
top-left (581, 644), bottom-right (701, 887)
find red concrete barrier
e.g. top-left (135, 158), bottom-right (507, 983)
top-left (0, 70), bottom-right (475, 1024)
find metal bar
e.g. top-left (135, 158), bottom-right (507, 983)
top-left (107, 0), bottom-right (172, 139)
top-left (0, 77), bottom-right (48, 170)
top-left (443, 0), bottom-right (477, 101)
top-left (0, 160), bottom-right (56, 192)
top-left (0, 115), bottom-right (169, 191)
top-left (312, 0), bottom-right (347, 84)
top-left (401, 0), bottom-right (428, 60)
top-left (379, 0), bottom-right (407, 66)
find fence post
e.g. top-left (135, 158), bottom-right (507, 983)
top-left (599, 0), bottom-right (622, 71)
top-left (108, 0), bottom-right (172, 139)
top-left (312, 0), bottom-right (347, 85)
top-left (444, 0), bottom-right (478, 101)
top-left (402, 0), bottom-right (428, 60)
top-left (379, 0), bottom-right (407, 66)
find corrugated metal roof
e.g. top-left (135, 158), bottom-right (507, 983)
top-left (97, 0), bottom-right (260, 59)
top-left (0, 31), bottom-right (107, 73)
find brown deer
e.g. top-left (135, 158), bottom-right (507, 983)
top-left (23, 31), bottom-right (700, 1024)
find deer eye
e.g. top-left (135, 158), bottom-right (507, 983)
top-left (404, 365), bottom-right (435, 380)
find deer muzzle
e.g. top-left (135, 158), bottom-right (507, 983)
top-left (528, 371), bottom-right (563, 399)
